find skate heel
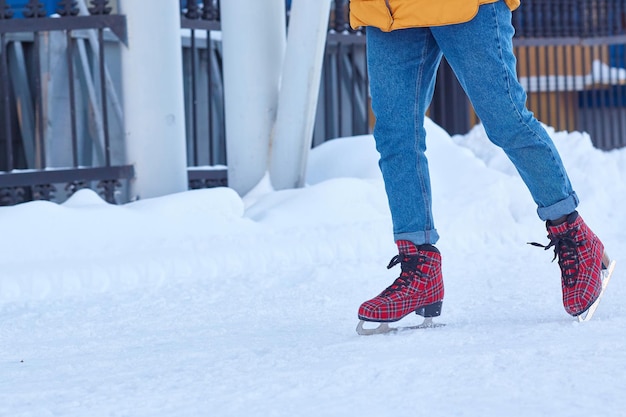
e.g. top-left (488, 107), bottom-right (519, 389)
top-left (602, 251), bottom-right (612, 269)
top-left (415, 300), bottom-right (443, 318)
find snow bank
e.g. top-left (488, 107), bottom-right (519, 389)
top-left (2, 118), bottom-right (626, 417)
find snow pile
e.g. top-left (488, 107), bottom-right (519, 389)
top-left (1, 118), bottom-right (625, 417)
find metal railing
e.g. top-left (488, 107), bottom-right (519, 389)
top-left (180, 0), bottom-right (227, 189)
top-left (0, 0), bottom-right (133, 206)
top-left (318, 3), bottom-right (369, 146)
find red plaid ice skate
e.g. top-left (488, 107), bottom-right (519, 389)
top-left (358, 241), bottom-right (444, 322)
top-left (535, 211), bottom-right (604, 317)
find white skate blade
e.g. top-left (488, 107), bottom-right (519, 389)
top-left (356, 317), bottom-right (445, 336)
top-left (578, 255), bottom-right (616, 323)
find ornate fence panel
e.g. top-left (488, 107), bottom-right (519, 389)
top-left (0, 0), bottom-right (133, 206)
top-left (180, 0), bottom-right (228, 190)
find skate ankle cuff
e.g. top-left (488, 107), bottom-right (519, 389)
top-left (548, 210), bottom-right (579, 227)
top-left (396, 240), bottom-right (440, 255)
top-left (417, 244), bottom-right (440, 254)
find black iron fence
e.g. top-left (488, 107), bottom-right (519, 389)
top-left (0, 0), bottom-right (132, 206)
top-left (180, 0), bottom-right (227, 189)
top-left (318, 5), bottom-right (368, 146)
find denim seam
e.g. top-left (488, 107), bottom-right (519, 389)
top-left (414, 33), bottom-right (433, 240)
top-left (491, 3), bottom-right (568, 190)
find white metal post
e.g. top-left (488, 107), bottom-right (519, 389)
top-left (221, 0), bottom-right (286, 196)
top-left (119, 0), bottom-right (188, 200)
top-left (269, 0), bottom-right (332, 190)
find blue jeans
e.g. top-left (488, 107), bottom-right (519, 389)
top-left (367, 0), bottom-right (579, 245)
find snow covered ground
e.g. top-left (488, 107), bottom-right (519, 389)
top-left (2, 118), bottom-right (626, 417)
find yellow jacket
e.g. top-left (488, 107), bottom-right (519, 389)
top-left (350, 0), bottom-right (521, 32)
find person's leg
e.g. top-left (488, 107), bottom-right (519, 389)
top-left (431, 0), bottom-right (578, 221)
top-left (366, 26), bottom-right (442, 245)
top-left (357, 27), bottom-right (445, 330)
top-left (431, 1), bottom-right (613, 319)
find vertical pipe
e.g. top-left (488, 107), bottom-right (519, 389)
top-left (119, 0), bottom-right (188, 199)
top-left (323, 53), bottom-right (332, 140)
top-left (350, 43), bottom-right (357, 135)
top-left (190, 30), bottom-right (198, 166)
top-left (616, 0), bottom-right (626, 147)
top-left (221, 0), bottom-right (286, 195)
top-left (204, 0), bottom-right (219, 165)
top-left (591, 45), bottom-right (605, 147)
top-left (604, 44), bottom-right (615, 149)
top-left (1, 34), bottom-right (13, 171)
top-left (552, 45), bottom-right (560, 130)
top-left (570, 43), bottom-right (577, 131)
top-left (97, 27), bottom-right (111, 166)
top-left (616, 1), bottom-right (625, 149)
top-left (206, 28), bottom-right (213, 165)
top-left (33, 31), bottom-right (45, 169)
top-left (66, 29), bottom-right (78, 167)
top-left (269, 0), bottom-right (332, 189)
top-left (364, 39), bottom-right (371, 133)
top-left (337, 42), bottom-right (344, 137)
top-left (561, 41), bottom-right (570, 131)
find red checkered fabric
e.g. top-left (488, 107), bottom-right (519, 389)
top-left (358, 241), bottom-right (444, 322)
top-left (397, 239), bottom-right (420, 255)
top-left (546, 212), bottom-right (604, 316)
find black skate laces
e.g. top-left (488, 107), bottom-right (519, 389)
top-left (529, 227), bottom-right (585, 287)
top-left (381, 254), bottom-right (428, 296)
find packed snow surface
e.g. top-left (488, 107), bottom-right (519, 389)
top-left (2, 118), bottom-right (626, 416)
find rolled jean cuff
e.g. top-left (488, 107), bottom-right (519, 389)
top-left (536, 192), bottom-right (579, 221)
top-left (394, 229), bottom-right (440, 246)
